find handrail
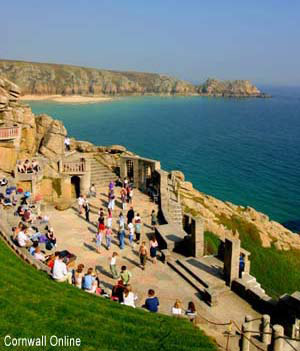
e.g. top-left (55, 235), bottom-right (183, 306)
top-left (61, 159), bottom-right (86, 174)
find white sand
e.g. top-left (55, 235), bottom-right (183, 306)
top-left (20, 94), bottom-right (113, 104)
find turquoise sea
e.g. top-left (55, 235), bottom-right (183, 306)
top-left (27, 86), bottom-right (300, 229)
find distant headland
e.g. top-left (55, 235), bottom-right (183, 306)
top-left (0, 59), bottom-right (269, 98)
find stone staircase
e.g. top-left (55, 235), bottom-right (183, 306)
top-left (240, 273), bottom-right (267, 297)
top-left (167, 178), bottom-right (183, 225)
top-left (90, 158), bottom-right (117, 188)
top-left (167, 256), bottom-right (230, 306)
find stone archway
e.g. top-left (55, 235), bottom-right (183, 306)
top-left (71, 176), bottom-right (81, 198)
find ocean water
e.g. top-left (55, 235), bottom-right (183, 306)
top-left (27, 86), bottom-right (300, 228)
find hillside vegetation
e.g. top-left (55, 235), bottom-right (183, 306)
top-left (0, 239), bottom-right (216, 351)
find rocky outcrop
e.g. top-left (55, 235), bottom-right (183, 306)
top-left (198, 79), bottom-right (264, 97)
top-left (173, 174), bottom-right (300, 251)
top-left (0, 60), bottom-right (267, 97)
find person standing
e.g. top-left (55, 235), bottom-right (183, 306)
top-left (95, 231), bottom-right (102, 254)
top-left (98, 212), bottom-right (105, 234)
top-left (150, 235), bottom-right (159, 264)
top-left (105, 226), bottom-right (112, 250)
top-left (107, 209), bottom-right (113, 229)
top-left (151, 209), bottom-right (158, 230)
top-left (134, 213), bottom-right (142, 244)
top-left (83, 198), bottom-right (90, 222)
top-left (78, 195), bottom-right (84, 215)
top-left (120, 266), bottom-right (132, 286)
top-left (109, 252), bottom-right (119, 279)
top-left (118, 212), bottom-right (125, 231)
top-left (64, 137), bottom-right (71, 152)
top-left (121, 188), bottom-right (127, 211)
top-left (128, 222), bottom-right (134, 246)
top-left (139, 241), bottom-right (148, 270)
top-left (127, 206), bottom-right (135, 225)
top-left (128, 186), bottom-right (133, 204)
top-left (119, 228), bottom-right (125, 249)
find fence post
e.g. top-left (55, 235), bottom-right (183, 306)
top-left (272, 325), bottom-right (284, 351)
top-left (241, 315), bottom-right (253, 351)
top-left (261, 314), bottom-right (272, 345)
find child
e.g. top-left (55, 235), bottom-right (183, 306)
top-left (110, 252), bottom-right (119, 279)
top-left (128, 222), bottom-right (134, 246)
top-left (96, 232), bottom-right (102, 253)
top-left (105, 226), bottom-right (112, 250)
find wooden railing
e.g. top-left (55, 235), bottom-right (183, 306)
top-left (61, 159), bottom-right (86, 174)
top-left (0, 126), bottom-right (19, 140)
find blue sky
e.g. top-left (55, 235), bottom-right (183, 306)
top-left (1, 0), bottom-right (299, 85)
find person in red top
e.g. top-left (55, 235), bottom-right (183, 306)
top-left (47, 252), bottom-right (60, 271)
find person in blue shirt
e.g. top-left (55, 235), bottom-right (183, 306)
top-left (143, 289), bottom-right (159, 312)
top-left (83, 268), bottom-right (96, 292)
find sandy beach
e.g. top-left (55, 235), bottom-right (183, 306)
top-left (20, 94), bottom-right (113, 104)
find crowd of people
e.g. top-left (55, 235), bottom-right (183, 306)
top-left (0, 175), bottom-right (198, 322)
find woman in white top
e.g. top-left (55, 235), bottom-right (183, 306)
top-left (171, 299), bottom-right (183, 317)
top-left (122, 285), bottom-right (137, 308)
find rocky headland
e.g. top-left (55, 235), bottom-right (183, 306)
top-left (0, 59), bottom-right (267, 98)
top-left (1, 77), bottom-right (298, 255)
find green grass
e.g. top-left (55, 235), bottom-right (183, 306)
top-left (0, 239), bottom-right (216, 351)
top-left (216, 214), bottom-right (300, 298)
top-left (204, 231), bottom-right (222, 256)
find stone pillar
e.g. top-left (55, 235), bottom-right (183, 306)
top-left (133, 159), bottom-right (139, 188)
top-left (260, 314), bottom-right (271, 345)
top-left (81, 159), bottom-right (91, 195)
top-left (241, 315), bottom-right (253, 351)
top-left (244, 253), bottom-right (251, 274)
top-left (191, 217), bottom-right (204, 258)
top-left (272, 325), bottom-right (284, 351)
top-left (224, 238), bottom-right (241, 286)
top-left (119, 157), bottom-right (127, 180)
top-left (60, 176), bottom-right (72, 201)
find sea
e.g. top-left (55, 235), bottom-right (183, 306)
top-left (27, 86), bottom-right (300, 230)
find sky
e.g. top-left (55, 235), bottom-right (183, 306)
top-left (1, 0), bottom-right (300, 86)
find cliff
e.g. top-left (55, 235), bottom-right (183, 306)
top-left (0, 59), bottom-right (266, 97)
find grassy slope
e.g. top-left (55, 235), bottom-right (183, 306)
top-left (0, 239), bottom-right (216, 351)
top-left (216, 214), bottom-right (300, 299)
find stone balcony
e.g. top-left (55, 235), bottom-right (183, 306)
top-left (0, 126), bottom-right (20, 141)
top-left (60, 159), bottom-right (87, 175)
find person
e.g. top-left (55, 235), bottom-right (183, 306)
top-left (139, 241), bottom-right (148, 270)
top-left (74, 264), bottom-right (85, 289)
top-left (23, 159), bottom-right (32, 173)
top-left (17, 161), bottom-right (25, 173)
top-left (143, 289), bottom-right (159, 313)
top-left (111, 280), bottom-right (124, 303)
top-left (127, 206), bottom-right (134, 225)
top-left (52, 254), bottom-right (72, 284)
top-left (149, 235), bottom-right (159, 264)
top-left (121, 188), bottom-right (127, 211)
top-left (185, 301), bottom-right (197, 323)
top-left (119, 228), bottom-right (125, 249)
top-left (0, 177), bottom-right (8, 186)
top-left (23, 209), bottom-right (33, 224)
top-left (171, 299), bottom-right (183, 317)
top-left (128, 222), bottom-right (134, 246)
top-left (95, 231), bottom-right (102, 254)
top-left (17, 228), bottom-right (31, 248)
top-left (78, 195), bottom-right (84, 215)
top-left (29, 241), bottom-right (39, 256)
top-left (64, 136), bottom-right (71, 151)
top-left (118, 212), bottom-right (125, 230)
top-left (128, 187), bottom-right (133, 204)
top-left (83, 198), bottom-right (90, 222)
top-left (109, 180), bottom-right (115, 192)
top-left (106, 209), bottom-right (113, 229)
top-left (83, 267), bottom-right (97, 293)
top-left (105, 226), bottom-right (112, 250)
top-left (110, 252), bottom-right (119, 279)
top-left (89, 184), bottom-right (96, 197)
top-left (45, 227), bottom-right (56, 250)
top-left (32, 159), bottom-right (40, 173)
top-left (98, 211), bottom-right (105, 234)
top-left (151, 209), bottom-right (158, 230)
top-left (120, 266), bottom-right (132, 286)
top-left (122, 285), bottom-right (137, 308)
top-left (108, 191), bottom-right (115, 211)
top-left (33, 247), bottom-right (46, 261)
top-left (134, 213), bottom-right (142, 243)
top-left (47, 251), bottom-right (60, 272)
top-left (123, 177), bottom-right (128, 188)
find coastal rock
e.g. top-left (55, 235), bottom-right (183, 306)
top-left (107, 145), bottom-right (127, 153)
top-left (0, 60), bottom-right (265, 97)
top-left (171, 170), bottom-right (185, 182)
